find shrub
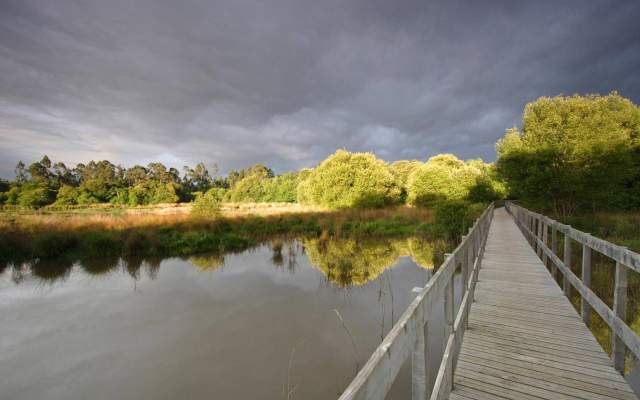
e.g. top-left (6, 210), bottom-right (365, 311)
top-left (16, 182), bottom-right (55, 208)
top-left (389, 160), bottom-right (423, 202)
top-left (261, 173), bottom-right (299, 202)
top-left (297, 150), bottom-right (401, 209)
top-left (226, 174), bottom-right (268, 202)
top-left (407, 154), bottom-right (482, 206)
top-left (191, 190), bottom-right (221, 217)
top-left (53, 185), bottom-right (80, 206)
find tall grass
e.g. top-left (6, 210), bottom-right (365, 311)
top-left (0, 205), bottom-right (435, 265)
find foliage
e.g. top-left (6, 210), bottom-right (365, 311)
top-left (431, 201), bottom-right (486, 241)
top-left (12, 182), bottom-right (55, 208)
top-left (227, 164), bottom-right (273, 188)
top-left (260, 173), bottom-right (299, 202)
top-left (226, 174), bottom-right (268, 202)
top-left (496, 92), bottom-right (640, 215)
top-left (128, 182), bottom-right (180, 206)
top-left (53, 185), bottom-right (81, 206)
top-left (389, 160), bottom-right (423, 202)
top-left (191, 190), bottom-right (222, 217)
top-left (297, 150), bottom-right (401, 209)
top-left (407, 154), bottom-right (500, 206)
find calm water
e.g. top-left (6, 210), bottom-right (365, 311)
top-left (0, 237), bottom-right (460, 400)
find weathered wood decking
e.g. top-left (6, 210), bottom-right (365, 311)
top-left (449, 208), bottom-right (638, 400)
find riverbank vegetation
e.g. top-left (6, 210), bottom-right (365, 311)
top-left (1, 205), bottom-right (465, 267)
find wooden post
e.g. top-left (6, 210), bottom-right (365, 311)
top-left (444, 278), bottom-right (454, 337)
top-left (461, 236), bottom-right (468, 295)
top-left (542, 222), bottom-right (548, 266)
top-left (444, 277), bottom-right (454, 391)
top-left (536, 218), bottom-right (543, 258)
top-left (468, 231), bottom-right (475, 302)
top-left (551, 227), bottom-right (558, 279)
top-left (563, 230), bottom-right (572, 297)
top-left (412, 316), bottom-right (427, 400)
top-left (581, 243), bottom-right (592, 324)
top-left (612, 260), bottom-right (628, 373)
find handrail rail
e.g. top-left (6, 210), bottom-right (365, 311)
top-left (338, 203), bottom-right (494, 400)
top-left (505, 201), bottom-right (640, 374)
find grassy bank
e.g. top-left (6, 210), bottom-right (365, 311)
top-left (0, 205), bottom-right (443, 267)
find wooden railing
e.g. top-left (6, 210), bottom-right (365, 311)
top-left (338, 203), bottom-right (494, 400)
top-left (505, 201), bottom-right (640, 374)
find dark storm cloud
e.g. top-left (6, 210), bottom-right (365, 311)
top-left (1, 0), bottom-right (639, 177)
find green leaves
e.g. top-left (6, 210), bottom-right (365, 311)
top-left (297, 150), bottom-right (401, 209)
top-left (496, 92), bottom-right (640, 215)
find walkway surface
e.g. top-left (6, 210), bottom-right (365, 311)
top-left (448, 208), bottom-right (638, 400)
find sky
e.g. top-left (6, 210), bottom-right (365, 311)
top-left (1, 0), bottom-right (639, 178)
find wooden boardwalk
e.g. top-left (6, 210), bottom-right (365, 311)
top-left (448, 208), bottom-right (638, 400)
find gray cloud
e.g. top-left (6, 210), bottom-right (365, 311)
top-left (1, 0), bottom-right (639, 178)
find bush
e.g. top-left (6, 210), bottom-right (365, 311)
top-left (226, 174), bottom-right (268, 202)
top-left (53, 185), bottom-right (80, 206)
top-left (389, 160), bottom-right (423, 203)
top-left (191, 190), bottom-right (221, 217)
top-left (125, 182), bottom-right (180, 206)
top-left (297, 150), bottom-right (401, 209)
top-left (16, 182), bottom-right (55, 208)
top-left (407, 154), bottom-right (482, 206)
top-left (261, 173), bottom-right (299, 202)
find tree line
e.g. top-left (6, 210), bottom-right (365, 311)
top-left (1, 92), bottom-right (639, 215)
top-left (0, 150), bottom-right (503, 210)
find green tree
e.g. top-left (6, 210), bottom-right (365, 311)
top-left (496, 92), bottom-right (640, 215)
top-left (191, 190), bottom-right (221, 218)
top-left (297, 150), bottom-right (401, 209)
top-left (407, 154), bottom-right (486, 206)
top-left (16, 182), bottom-right (54, 208)
top-left (75, 160), bottom-right (124, 202)
top-left (53, 185), bottom-right (81, 206)
top-left (390, 160), bottom-right (423, 203)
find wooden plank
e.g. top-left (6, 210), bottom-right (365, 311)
top-left (460, 350), bottom-right (633, 391)
top-left (460, 341), bottom-right (627, 382)
top-left (458, 364), bottom-right (622, 400)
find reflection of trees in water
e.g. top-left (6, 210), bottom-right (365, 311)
top-left (30, 258), bottom-right (74, 283)
top-left (302, 237), bottom-right (442, 287)
top-left (188, 253), bottom-right (225, 272)
top-left (81, 256), bottom-right (120, 276)
top-left (3, 254), bottom-right (166, 285)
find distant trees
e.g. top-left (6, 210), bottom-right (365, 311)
top-left (2, 157), bottom-right (220, 208)
top-left (297, 150), bottom-right (401, 209)
top-left (0, 150), bottom-right (503, 210)
top-left (496, 92), bottom-right (640, 216)
top-left (225, 167), bottom-right (298, 203)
